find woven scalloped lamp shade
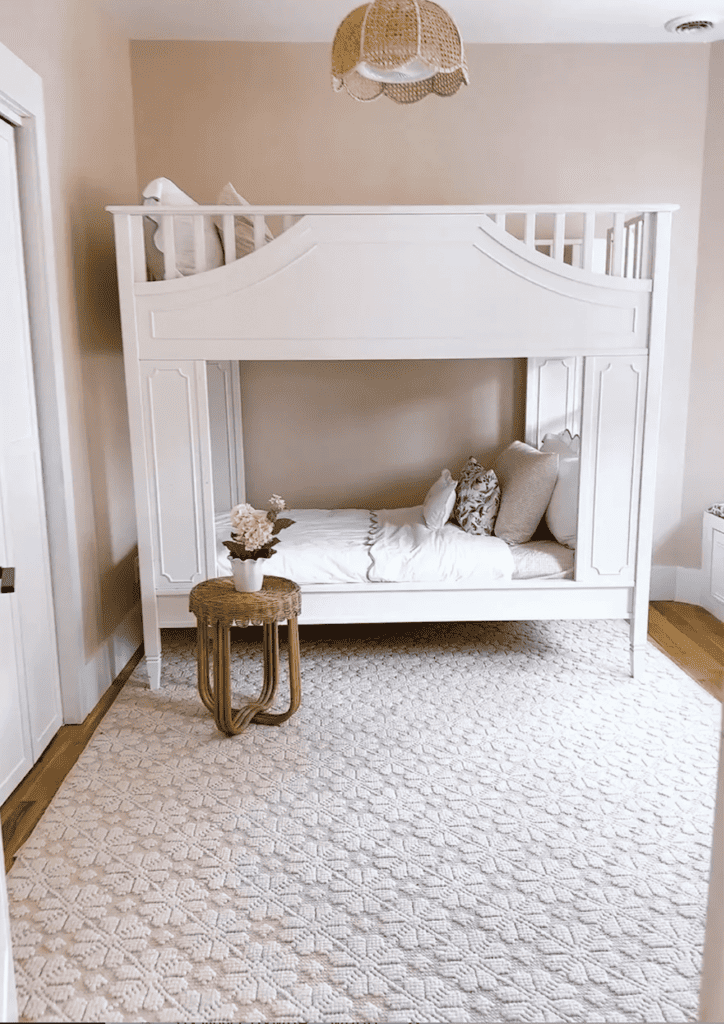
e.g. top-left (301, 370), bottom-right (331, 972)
top-left (332, 0), bottom-right (469, 103)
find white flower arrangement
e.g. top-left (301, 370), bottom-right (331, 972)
top-left (224, 495), bottom-right (294, 561)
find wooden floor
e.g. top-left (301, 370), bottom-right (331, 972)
top-left (2, 604), bottom-right (723, 873)
top-left (0, 647), bottom-right (144, 873)
top-left (649, 601), bottom-right (724, 704)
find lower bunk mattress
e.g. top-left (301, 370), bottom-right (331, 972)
top-left (214, 507), bottom-right (574, 585)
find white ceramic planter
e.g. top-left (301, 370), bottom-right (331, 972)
top-left (231, 558), bottom-right (265, 592)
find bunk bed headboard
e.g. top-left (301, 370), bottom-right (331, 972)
top-left (107, 204), bottom-right (674, 363)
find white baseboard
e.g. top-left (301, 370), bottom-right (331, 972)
top-left (68, 602), bottom-right (143, 725)
top-left (675, 568), bottom-right (705, 607)
top-left (650, 565), bottom-right (706, 608)
top-left (111, 601), bottom-right (143, 679)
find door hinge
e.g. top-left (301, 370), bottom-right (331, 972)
top-left (0, 566), bottom-right (15, 593)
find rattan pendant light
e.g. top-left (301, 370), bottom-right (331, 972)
top-left (332, 0), bottom-right (469, 103)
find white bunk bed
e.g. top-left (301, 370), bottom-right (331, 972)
top-left (107, 201), bottom-right (676, 690)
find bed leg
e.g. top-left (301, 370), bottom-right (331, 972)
top-left (140, 587), bottom-right (162, 689)
top-left (630, 644), bottom-right (647, 679)
top-left (146, 654), bottom-right (162, 690)
top-left (629, 595), bottom-right (649, 679)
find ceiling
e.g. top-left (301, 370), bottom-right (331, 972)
top-left (101, 0), bottom-right (724, 44)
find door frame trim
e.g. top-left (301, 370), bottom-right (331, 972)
top-left (0, 42), bottom-right (85, 722)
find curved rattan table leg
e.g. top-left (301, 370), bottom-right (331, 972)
top-left (196, 616), bottom-right (214, 713)
top-left (215, 622), bottom-right (267, 736)
top-left (223, 621), bottom-right (281, 734)
top-left (213, 620), bottom-right (234, 735)
top-left (260, 622), bottom-right (280, 707)
top-left (252, 616), bottom-right (302, 726)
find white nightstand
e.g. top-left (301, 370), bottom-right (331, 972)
top-left (702, 508), bottom-right (724, 622)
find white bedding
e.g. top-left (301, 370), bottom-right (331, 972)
top-left (216, 508), bottom-right (371, 584)
top-left (368, 506), bottom-right (514, 583)
top-left (215, 507), bottom-right (573, 585)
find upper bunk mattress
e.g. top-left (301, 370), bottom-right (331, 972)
top-left (214, 507), bottom-right (574, 585)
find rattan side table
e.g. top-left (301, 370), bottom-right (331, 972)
top-left (189, 575), bottom-right (302, 736)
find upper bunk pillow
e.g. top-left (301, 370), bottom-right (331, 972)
top-left (142, 177), bottom-right (224, 279)
top-left (540, 431), bottom-right (580, 548)
top-left (492, 440), bottom-right (559, 544)
top-left (540, 429), bottom-right (580, 457)
top-left (453, 457), bottom-right (500, 535)
top-left (212, 182), bottom-right (274, 260)
top-left (423, 469), bottom-right (457, 529)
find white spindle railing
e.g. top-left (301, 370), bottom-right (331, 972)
top-left (552, 212), bottom-right (565, 263)
top-left (192, 215), bottom-right (206, 272)
top-left (108, 205), bottom-right (668, 283)
top-left (606, 213), bottom-right (651, 280)
top-left (523, 212), bottom-right (536, 249)
top-left (222, 215), bottom-right (235, 266)
top-left (581, 212), bottom-right (595, 271)
top-left (160, 215), bottom-right (177, 281)
top-left (253, 214), bottom-right (266, 250)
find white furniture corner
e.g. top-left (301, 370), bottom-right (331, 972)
top-left (703, 510), bottom-right (724, 622)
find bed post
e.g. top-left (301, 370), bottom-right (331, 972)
top-left (630, 210), bottom-right (673, 678)
top-left (112, 212), bottom-right (163, 689)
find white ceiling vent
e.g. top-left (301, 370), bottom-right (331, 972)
top-left (664, 15), bottom-right (718, 34)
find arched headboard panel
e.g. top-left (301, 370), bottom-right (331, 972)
top-left (131, 213), bottom-right (651, 361)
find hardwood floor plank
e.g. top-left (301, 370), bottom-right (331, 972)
top-left (652, 601), bottom-right (724, 663)
top-left (1, 645), bottom-right (144, 872)
top-left (648, 604), bottom-right (723, 704)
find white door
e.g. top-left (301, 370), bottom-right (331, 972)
top-left (0, 114), bottom-right (62, 802)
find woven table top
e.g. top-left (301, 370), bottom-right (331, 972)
top-left (189, 575), bottom-right (301, 625)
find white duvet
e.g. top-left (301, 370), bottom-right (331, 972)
top-left (368, 506), bottom-right (514, 583)
top-left (215, 506), bottom-right (515, 585)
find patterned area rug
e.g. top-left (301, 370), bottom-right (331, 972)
top-left (7, 619), bottom-right (720, 1023)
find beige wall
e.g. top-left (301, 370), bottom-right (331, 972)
top-left (684, 42), bottom-right (724, 567)
top-left (0, 0), bottom-right (140, 715)
top-left (130, 40), bottom-right (710, 561)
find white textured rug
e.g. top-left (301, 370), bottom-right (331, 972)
top-left (7, 619), bottom-right (720, 1024)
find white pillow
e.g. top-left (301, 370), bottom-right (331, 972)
top-left (540, 429), bottom-right (580, 457)
top-left (142, 177), bottom-right (224, 279)
top-left (541, 431), bottom-right (580, 548)
top-left (423, 469), bottom-right (457, 530)
top-left (212, 182), bottom-right (274, 260)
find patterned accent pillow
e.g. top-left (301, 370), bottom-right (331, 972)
top-left (453, 457), bottom-right (501, 535)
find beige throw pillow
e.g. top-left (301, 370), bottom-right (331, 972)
top-left (493, 441), bottom-right (559, 544)
top-left (213, 182), bottom-right (274, 260)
